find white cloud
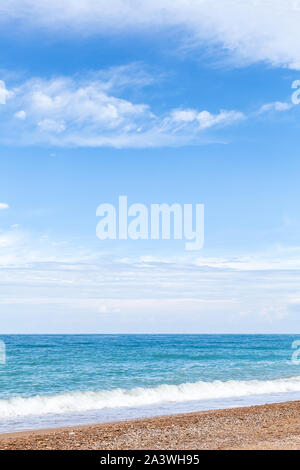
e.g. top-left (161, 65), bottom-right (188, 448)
top-left (197, 110), bottom-right (245, 129)
top-left (1, 222), bottom-right (300, 332)
top-left (14, 110), bottom-right (26, 120)
top-left (0, 229), bottom-right (300, 332)
top-left (170, 108), bottom-right (245, 129)
top-left (0, 80), bottom-right (13, 104)
top-left (0, 203), bottom-right (9, 210)
top-left (0, 74), bottom-right (245, 148)
top-left (0, 63), bottom-right (294, 148)
top-left (258, 101), bottom-right (293, 114)
top-left (171, 109), bottom-right (198, 123)
top-left (2, 1), bottom-right (300, 69)
top-left (38, 118), bottom-right (66, 133)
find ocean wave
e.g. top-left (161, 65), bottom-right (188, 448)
top-left (1, 376), bottom-right (300, 418)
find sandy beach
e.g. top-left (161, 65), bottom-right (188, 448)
top-left (1, 400), bottom-right (300, 450)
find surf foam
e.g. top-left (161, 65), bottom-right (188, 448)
top-left (1, 376), bottom-right (300, 418)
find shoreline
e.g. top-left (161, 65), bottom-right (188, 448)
top-left (1, 400), bottom-right (300, 449)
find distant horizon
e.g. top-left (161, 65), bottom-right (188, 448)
top-left (2, 333), bottom-right (300, 336)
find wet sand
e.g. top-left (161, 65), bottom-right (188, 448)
top-left (1, 400), bottom-right (300, 450)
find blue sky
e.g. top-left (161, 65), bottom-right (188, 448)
top-left (1, 1), bottom-right (300, 333)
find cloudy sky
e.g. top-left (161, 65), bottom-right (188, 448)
top-left (1, 0), bottom-right (300, 333)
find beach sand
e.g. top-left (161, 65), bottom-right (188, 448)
top-left (1, 400), bottom-right (300, 450)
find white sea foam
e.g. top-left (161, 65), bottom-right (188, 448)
top-left (1, 376), bottom-right (300, 419)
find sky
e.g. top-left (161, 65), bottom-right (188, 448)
top-left (1, 0), bottom-right (300, 333)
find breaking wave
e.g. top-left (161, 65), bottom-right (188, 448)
top-left (1, 376), bottom-right (300, 418)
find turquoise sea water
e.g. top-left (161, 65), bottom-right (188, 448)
top-left (0, 335), bottom-right (300, 432)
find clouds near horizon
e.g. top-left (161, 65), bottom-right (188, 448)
top-left (0, 224), bottom-right (300, 332)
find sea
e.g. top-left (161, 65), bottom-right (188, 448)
top-left (0, 334), bottom-right (300, 433)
